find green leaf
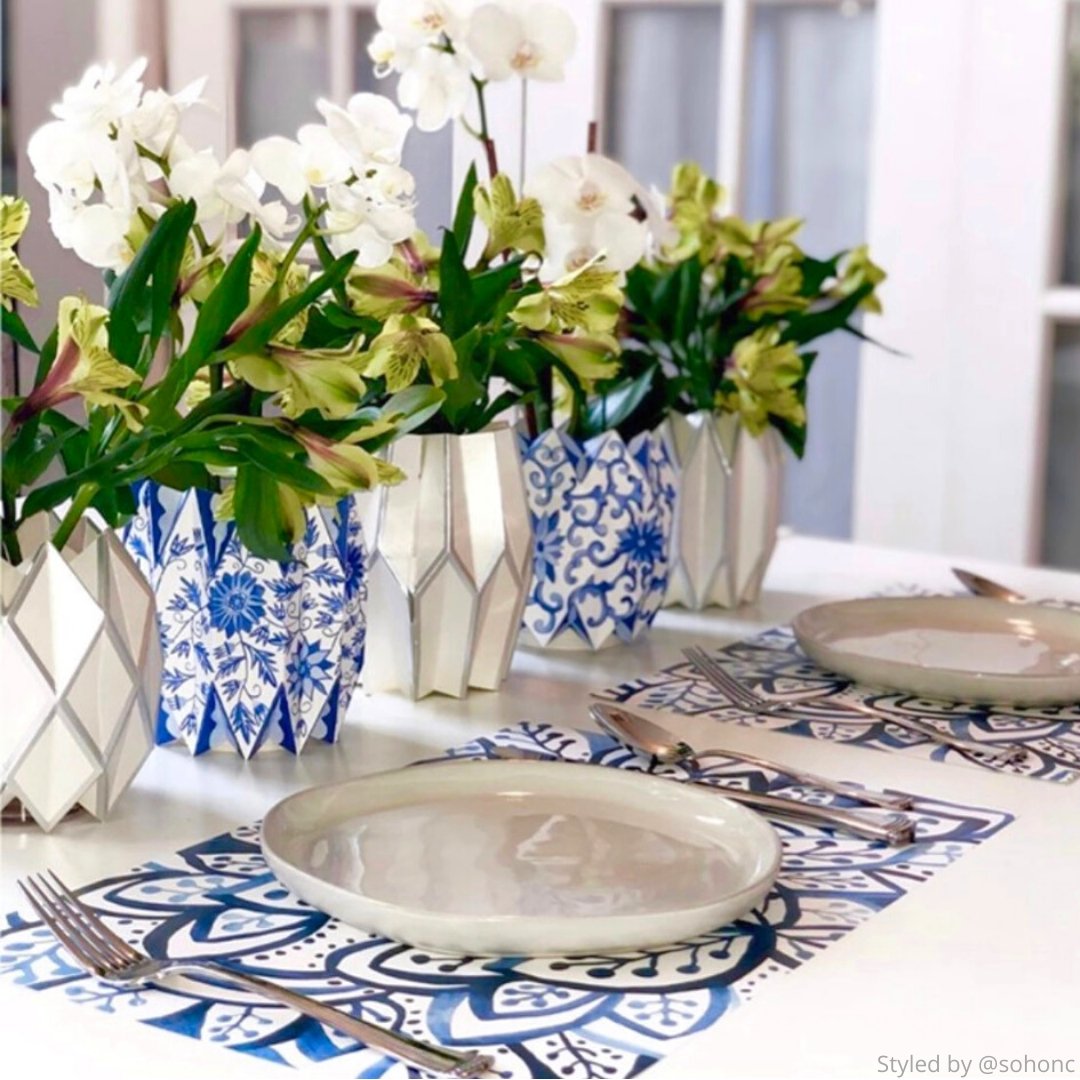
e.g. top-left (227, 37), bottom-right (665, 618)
top-left (222, 250), bottom-right (358, 359)
top-left (438, 230), bottom-right (475, 340)
top-left (452, 162), bottom-right (479, 254)
top-left (380, 384), bottom-right (445, 438)
top-left (781, 287), bottom-right (868, 346)
top-left (236, 439), bottom-right (336, 497)
top-left (233, 463), bottom-right (300, 562)
top-left (150, 226), bottom-right (262, 417)
top-left (492, 340), bottom-right (541, 390)
top-left (673, 258), bottom-right (703, 344)
top-left (771, 414), bottom-right (806, 458)
top-left (2, 308), bottom-right (39, 353)
top-left (471, 256), bottom-right (525, 325)
top-left (583, 363), bottom-right (658, 440)
top-left (108, 200), bottom-right (196, 370)
top-left (148, 460), bottom-right (215, 492)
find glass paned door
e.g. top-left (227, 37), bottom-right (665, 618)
top-left (1063, 7), bottom-right (1080, 284)
top-left (1042, 325), bottom-right (1080, 571)
top-left (236, 10), bottom-right (330, 145)
top-left (604, 4), bottom-right (724, 189)
top-left (745, 1), bottom-right (875, 539)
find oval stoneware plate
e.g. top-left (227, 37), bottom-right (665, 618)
top-left (793, 597), bottom-right (1080, 707)
top-left (262, 759), bottom-right (781, 957)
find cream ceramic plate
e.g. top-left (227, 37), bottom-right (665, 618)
top-left (793, 597), bottom-right (1080, 707)
top-left (261, 759), bottom-right (781, 957)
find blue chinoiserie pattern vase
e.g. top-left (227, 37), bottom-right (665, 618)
top-left (123, 483), bottom-right (367, 758)
top-left (520, 429), bottom-right (677, 650)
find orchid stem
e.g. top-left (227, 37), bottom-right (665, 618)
top-left (471, 77), bottom-right (499, 179)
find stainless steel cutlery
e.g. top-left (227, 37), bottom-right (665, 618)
top-left (682, 645), bottom-right (1027, 766)
top-left (19, 872), bottom-right (494, 1079)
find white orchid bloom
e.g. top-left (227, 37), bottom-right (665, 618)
top-left (375, 0), bottom-right (471, 47)
top-left (250, 125), bottom-right (352, 204)
top-left (397, 48), bottom-right (472, 132)
top-left (324, 181), bottom-right (416, 268)
top-left (467, 1), bottom-right (576, 82)
top-left (121, 77), bottom-right (207, 161)
top-left (170, 147), bottom-right (291, 238)
top-left (316, 92), bottom-right (412, 168)
top-left (542, 215), bottom-right (647, 276)
top-left (529, 154), bottom-right (648, 275)
top-left (51, 58), bottom-right (147, 131)
top-left (368, 29), bottom-right (412, 77)
top-left (527, 153), bottom-right (640, 224)
top-left (49, 191), bottom-right (134, 272)
top-left (27, 121), bottom-right (118, 201)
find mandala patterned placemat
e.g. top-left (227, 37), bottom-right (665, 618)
top-left (1, 722), bottom-right (1013, 1079)
top-left (599, 626), bottom-right (1080, 784)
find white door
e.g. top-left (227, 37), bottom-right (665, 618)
top-left (156, 0), bottom-right (1078, 566)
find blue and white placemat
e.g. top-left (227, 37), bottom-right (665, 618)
top-left (599, 626), bottom-right (1080, 784)
top-left (2, 722), bottom-right (1013, 1078)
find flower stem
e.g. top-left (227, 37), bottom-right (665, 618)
top-left (1, 490), bottom-right (22, 566)
top-left (471, 77), bottom-right (499, 179)
top-left (51, 482), bottom-right (99, 554)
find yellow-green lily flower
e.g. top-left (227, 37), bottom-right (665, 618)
top-left (511, 262), bottom-right (623, 335)
top-left (716, 327), bottom-right (806, 436)
top-left (13, 296), bottom-right (143, 429)
top-left (294, 429), bottom-right (405, 496)
top-left (230, 336), bottom-right (368, 420)
top-left (743, 257), bottom-right (809, 318)
top-left (1, 196), bottom-right (39, 310)
top-left (359, 313), bottom-right (457, 392)
top-left (833, 244), bottom-right (886, 314)
top-left (713, 215), bottom-right (804, 273)
top-left (475, 173), bottom-right (545, 260)
top-left (347, 262), bottom-right (436, 320)
top-left (666, 161), bottom-right (727, 263)
top-left (536, 330), bottom-right (621, 390)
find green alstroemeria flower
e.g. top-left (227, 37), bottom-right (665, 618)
top-left (743, 256), bottom-right (809, 318)
top-left (359, 314), bottom-right (457, 392)
top-left (475, 174), bottom-right (545, 260)
top-left (347, 262), bottom-right (437, 320)
top-left (666, 161), bottom-right (727, 263)
top-left (1, 196), bottom-right (39, 311)
top-left (714, 215), bottom-right (804, 273)
top-left (294, 429), bottom-right (405, 496)
top-left (247, 250), bottom-right (311, 345)
top-left (833, 244), bottom-right (886, 314)
top-left (536, 331), bottom-right (621, 391)
top-left (511, 262), bottom-right (623, 336)
top-left (230, 337), bottom-right (367, 420)
top-left (716, 327), bottom-right (806, 436)
top-left (13, 296), bottom-right (143, 429)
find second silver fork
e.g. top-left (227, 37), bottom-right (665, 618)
top-left (683, 646), bottom-right (1027, 766)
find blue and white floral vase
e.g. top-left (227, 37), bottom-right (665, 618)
top-left (123, 483), bottom-right (367, 758)
top-left (520, 429), bottom-right (677, 650)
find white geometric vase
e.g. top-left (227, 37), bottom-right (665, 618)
top-left (520, 428), bottom-right (677, 650)
top-left (123, 483), bottom-right (367, 758)
top-left (661, 411), bottom-right (784, 610)
top-left (1, 518), bottom-right (160, 831)
top-left (358, 426), bottom-right (533, 699)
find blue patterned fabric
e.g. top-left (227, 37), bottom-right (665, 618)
top-left (1, 723), bottom-right (1012, 1078)
top-left (599, 626), bottom-right (1080, 783)
top-left (122, 483), bottom-right (367, 758)
top-left (521, 430), bottom-right (677, 649)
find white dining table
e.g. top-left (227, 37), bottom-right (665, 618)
top-left (3, 533), bottom-right (1079, 1080)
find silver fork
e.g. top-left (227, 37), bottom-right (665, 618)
top-left (19, 872), bottom-right (494, 1079)
top-left (683, 646), bottom-right (1027, 766)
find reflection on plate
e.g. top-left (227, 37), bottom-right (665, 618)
top-left (262, 760), bottom-right (781, 957)
top-left (793, 597), bottom-right (1080, 707)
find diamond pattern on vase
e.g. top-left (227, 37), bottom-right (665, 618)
top-left (661, 412), bottom-right (783, 610)
top-left (521, 429), bottom-right (677, 650)
top-left (122, 483), bottom-right (367, 758)
top-left (0, 522), bottom-right (159, 832)
top-left (359, 426), bottom-right (533, 699)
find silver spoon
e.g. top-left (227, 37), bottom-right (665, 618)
top-left (590, 701), bottom-right (914, 810)
top-left (952, 568), bottom-right (1027, 603)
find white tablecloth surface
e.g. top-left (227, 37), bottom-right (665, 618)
top-left (3, 535), bottom-right (1079, 1080)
